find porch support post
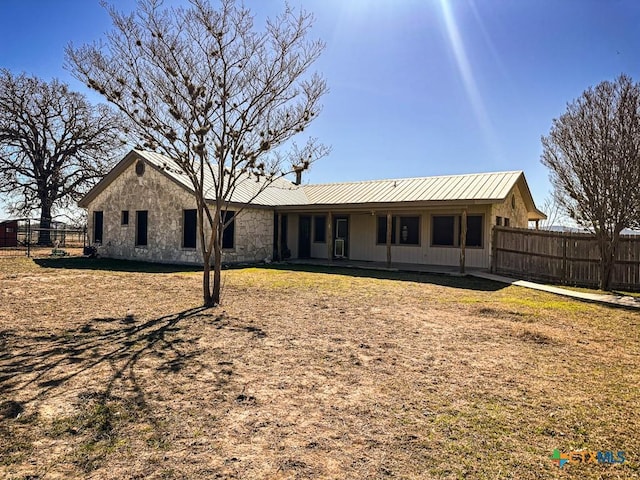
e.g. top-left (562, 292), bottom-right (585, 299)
top-left (460, 207), bottom-right (467, 274)
top-left (327, 211), bottom-right (333, 262)
top-left (276, 212), bottom-right (282, 262)
top-left (386, 212), bottom-right (392, 268)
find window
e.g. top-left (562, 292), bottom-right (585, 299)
top-left (221, 210), bottom-right (235, 249)
top-left (377, 216), bottom-right (419, 245)
top-left (314, 216), bottom-right (326, 243)
top-left (121, 210), bottom-right (129, 225)
top-left (504, 218), bottom-right (510, 227)
top-left (183, 209), bottom-right (197, 248)
top-left (432, 215), bottom-right (455, 246)
top-left (399, 216), bottom-right (420, 245)
top-left (377, 216), bottom-right (398, 244)
top-left (496, 216), bottom-right (502, 226)
top-left (336, 217), bottom-right (348, 239)
top-left (432, 214), bottom-right (483, 247)
top-left (136, 210), bottom-right (148, 246)
top-left (93, 211), bottom-right (103, 244)
top-left (135, 160), bottom-right (145, 176)
top-left (464, 215), bottom-right (483, 247)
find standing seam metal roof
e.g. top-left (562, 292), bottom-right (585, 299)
top-left (299, 171), bottom-right (525, 205)
top-left (114, 151), bottom-right (538, 211)
top-left (136, 150), bottom-right (308, 206)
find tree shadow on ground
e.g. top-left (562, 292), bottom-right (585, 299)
top-left (0, 307), bottom-right (215, 401)
top-left (258, 263), bottom-right (507, 292)
top-left (34, 256), bottom-right (203, 273)
top-left (32, 257), bottom-right (506, 292)
top-left (0, 306), bottom-right (243, 475)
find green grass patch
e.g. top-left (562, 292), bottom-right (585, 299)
top-left (497, 292), bottom-right (595, 313)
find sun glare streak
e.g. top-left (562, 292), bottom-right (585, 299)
top-left (468, 1), bottom-right (510, 83)
top-left (438, 0), bottom-right (504, 162)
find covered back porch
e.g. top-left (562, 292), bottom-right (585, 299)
top-left (273, 203), bottom-right (496, 272)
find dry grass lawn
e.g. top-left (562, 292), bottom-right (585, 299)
top-left (0, 256), bottom-right (638, 479)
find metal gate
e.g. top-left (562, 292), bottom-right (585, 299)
top-left (0, 219), bottom-right (87, 258)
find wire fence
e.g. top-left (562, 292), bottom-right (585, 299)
top-left (0, 218), bottom-right (87, 258)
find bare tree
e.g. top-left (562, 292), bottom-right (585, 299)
top-left (66, 0), bottom-right (328, 306)
top-left (541, 74), bottom-right (640, 290)
top-left (0, 70), bottom-right (125, 245)
top-left (535, 193), bottom-right (569, 230)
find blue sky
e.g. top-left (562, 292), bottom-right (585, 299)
top-left (2, 0), bottom-right (640, 219)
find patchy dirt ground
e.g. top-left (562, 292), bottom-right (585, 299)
top-left (0, 257), bottom-right (639, 479)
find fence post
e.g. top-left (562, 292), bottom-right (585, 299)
top-left (525, 230), bottom-right (530, 278)
top-left (561, 234), bottom-right (568, 284)
top-left (26, 218), bottom-right (31, 258)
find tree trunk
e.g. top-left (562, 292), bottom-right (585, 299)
top-left (597, 233), bottom-right (618, 291)
top-left (38, 201), bottom-right (53, 246)
top-left (202, 249), bottom-right (213, 306)
top-left (599, 242), bottom-right (614, 291)
top-left (600, 258), bottom-right (614, 291)
top-left (200, 204), bottom-right (223, 308)
top-left (212, 237), bottom-right (222, 306)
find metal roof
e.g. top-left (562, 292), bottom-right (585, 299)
top-left (300, 171), bottom-right (525, 205)
top-left (136, 150), bottom-right (308, 206)
top-left (79, 150), bottom-right (545, 219)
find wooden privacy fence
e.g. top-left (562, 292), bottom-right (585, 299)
top-left (491, 226), bottom-right (640, 291)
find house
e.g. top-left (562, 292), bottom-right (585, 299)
top-left (79, 150), bottom-right (546, 269)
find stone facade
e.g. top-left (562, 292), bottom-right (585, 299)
top-left (490, 183), bottom-right (529, 229)
top-left (87, 159), bottom-right (273, 264)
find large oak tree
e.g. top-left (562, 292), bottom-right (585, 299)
top-left (66, 0), bottom-right (328, 306)
top-left (0, 69), bottom-right (125, 245)
top-left (541, 74), bottom-right (640, 290)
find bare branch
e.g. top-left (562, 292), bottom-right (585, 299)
top-left (66, 0), bottom-right (328, 305)
top-left (0, 69), bottom-right (127, 242)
